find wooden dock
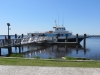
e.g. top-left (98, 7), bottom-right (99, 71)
top-left (0, 34), bottom-right (87, 48)
top-left (0, 34), bottom-right (87, 56)
top-left (0, 39), bottom-right (21, 48)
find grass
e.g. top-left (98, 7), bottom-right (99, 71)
top-left (0, 58), bottom-right (100, 67)
top-left (34, 56), bottom-right (40, 59)
top-left (65, 56), bottom-right (90, 60)
top-left (9, 53), bottom-right (23, 57)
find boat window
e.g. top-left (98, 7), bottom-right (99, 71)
top-left (56, 28), bottom-right (58, 30)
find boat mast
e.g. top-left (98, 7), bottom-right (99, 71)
top-left (62, 18), bottom-right (64, 27)
top-left (55, 20), bottom-right (57, 27)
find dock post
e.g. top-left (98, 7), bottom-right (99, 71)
top-left (52, 37), bottom-right (53, 43)
top-left (84, 34), bottom-right (86, 54)
top-left (84, 34), bottom-right (86, 45)
top-left (21, 34), bottom-right (24, 38)
top-left (84, 46), bottom-right (86, 54)
top-left (56, 34), bottom-right (60, 42)
top-left (8, 35), bottom-right (11, 39)
top-left (76, 34), bottom-right (78, 43)
top-left (8, 47), bottom-right (12, 55)
top-left (20, 39), bottom-right (21, 45)
top-left (57, 45), bottom-right (59, 53)
top-left (65, 45), bottom-right (68, 52)
top-left (76, 45), bottom-right (78, 54)
top-left (15, 34), bottom-right (17, 38)
top-left (22, 46), bottom-right (23, 51)
top-left (18, 46), bottom-right (21, 53)
top-left (52, 45), bottom-right (53, 51)
top-left (0, 48), bottom-right (1, 56)
top-left (8, 35), bottom-right (11, 45)
top-left (65, 34), bottom-right (68, 42)
top-left (56, 34), bottom-right (58, 42)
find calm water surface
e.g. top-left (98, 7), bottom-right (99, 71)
top-left (0, 35), bottom-right (100, 60)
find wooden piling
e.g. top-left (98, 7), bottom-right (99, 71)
top-left (52, 37), bottom-right (53, 42)
top-left (57, 45), bottom-right (59, 53)
top-left (8, 35), bottom-right (11, 39)
top-left (56, 34), bottom-right (58, 42)
top-left (84, 45), bottom-right (86, 54)
top-left (8, 47), bottom-right (12, 55)
top-left (84, 34), bottom-right (86, 42)
top-left (76, 34), bottom-right (78, 43)
top-left (65, 34), bottom-right (68, 42)
top-left (22, 46), bottom-right (23, 51)
top-left (65, 45), bottom-right (68, 52)
top-left (56, 34), bottom-right (60, 42)
top-left (20, 39), bottom-right (21, 45)
top-left (21, 34), bottom-right (24, 38)
top-left (84, 34), bottom-right (86, 54)
top-left (15, 34), bottom-right (17, 38)
top-left (18, 46), bottom-right (21, 53)
top-left (0, 48), bottom-right (1, 56)
top-left (76, 45), bottom-right (78, 54)
top-left (52, 46), bottom-right (53, 51)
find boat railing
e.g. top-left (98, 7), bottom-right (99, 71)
top-left (21, 36), bottom-right (54, 44)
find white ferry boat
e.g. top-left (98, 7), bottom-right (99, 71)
top-left (26, 25), bottom-right (86, 44)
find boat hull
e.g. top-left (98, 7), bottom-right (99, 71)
top-left (57, 38), bottom-right (84, 43)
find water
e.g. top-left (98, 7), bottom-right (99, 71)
top-left (0, 35), bottom-right (100, 60)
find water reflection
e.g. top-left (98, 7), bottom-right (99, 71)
top-left (23, 44), bottom-right (88, 59)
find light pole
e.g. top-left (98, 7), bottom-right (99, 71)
top-left (7, 23), bottom-right (10, 39)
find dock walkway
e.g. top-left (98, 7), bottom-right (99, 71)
top-left (0, 39), bottom-right (21, 48)
top-left (0, 38), bottom-right (78, 48)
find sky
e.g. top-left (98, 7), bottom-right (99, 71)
top-left (0, 0), bottom-right (100, 35)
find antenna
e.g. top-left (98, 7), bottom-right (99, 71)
top-left (62, 17), bottom-right (64, 27)
top-left (57, 12), bottom-right (59, 26)
top-left (55, 20), bottom-right (57, 27)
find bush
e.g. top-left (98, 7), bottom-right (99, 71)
top-left (48, 57), bottom-right (53, 59)
top-left (10, 53), bottom-right (23, 57)
top-left (34, 56), bottom-right (40, 59)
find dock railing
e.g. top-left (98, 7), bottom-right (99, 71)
top-left (0, 39), bottom-right (21, 47)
